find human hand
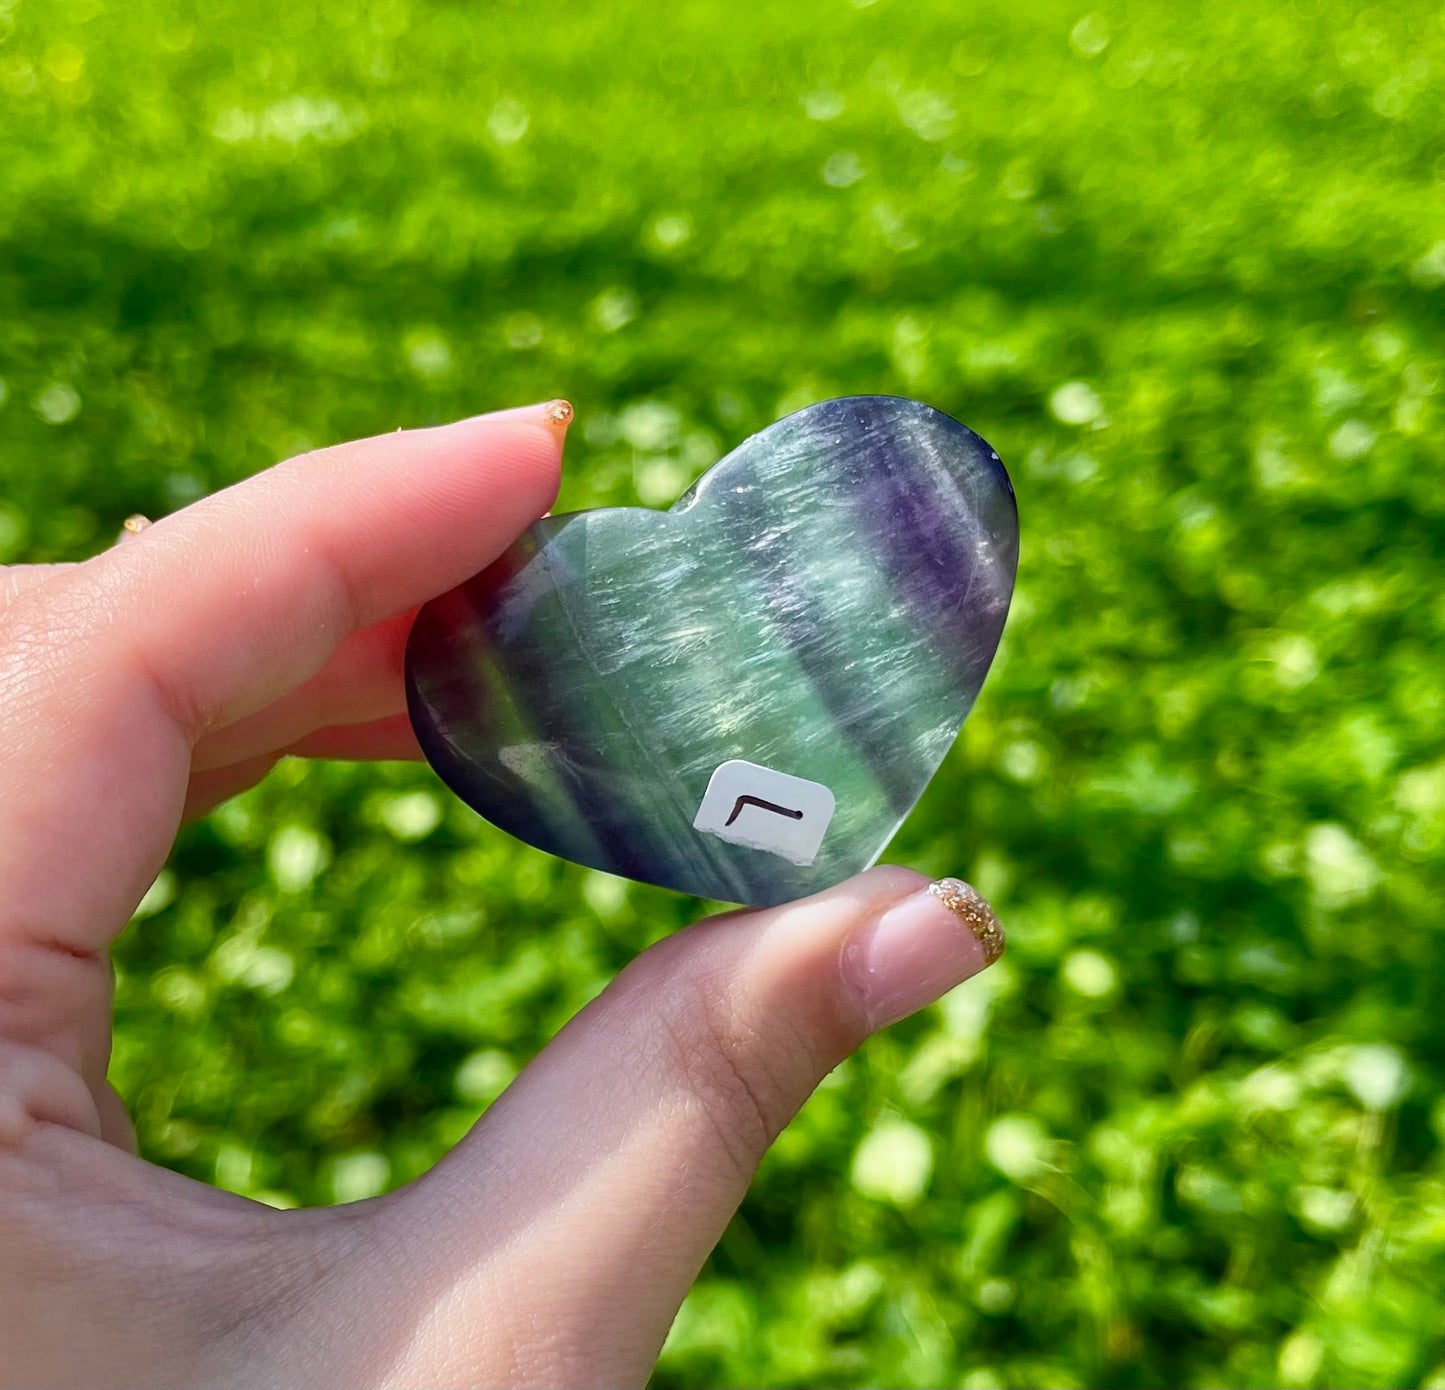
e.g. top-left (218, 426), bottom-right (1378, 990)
top-left (0, 402), bottom-right (1004, 1388)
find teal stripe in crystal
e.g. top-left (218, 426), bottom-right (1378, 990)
top-left (406, 396), bottom-right (1018, 906)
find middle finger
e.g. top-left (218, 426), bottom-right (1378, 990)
top-left (191, 610), bottom-right (416, 771)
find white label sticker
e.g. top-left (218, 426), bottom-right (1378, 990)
top-left (693, 760), bottom-right (836, 866)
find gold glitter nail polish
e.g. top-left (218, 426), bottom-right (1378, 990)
top-left (928, 877), bottom-right (1005, 964)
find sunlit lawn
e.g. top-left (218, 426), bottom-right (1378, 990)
top-left (1, 0), bottom-right (1443, 1384)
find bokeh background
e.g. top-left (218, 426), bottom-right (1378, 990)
top-left (3, 0), bottom-right (1444, 1384)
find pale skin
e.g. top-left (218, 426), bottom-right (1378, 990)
top-left (0, 401), bottom-right (1002, 1388)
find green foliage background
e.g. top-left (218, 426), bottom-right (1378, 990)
top-left (2, 0), bottom-right (1444, 1384)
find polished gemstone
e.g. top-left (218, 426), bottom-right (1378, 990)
top-left (406, 396), bottom-right (1018, 906)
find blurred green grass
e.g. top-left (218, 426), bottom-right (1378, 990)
top-left (3, 0), bottom-right (1444, 1385)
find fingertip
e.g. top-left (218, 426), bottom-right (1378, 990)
top-left (660, 865), bottom-right (935, 1059)
top-left (439, 399), bottom-right (572, 511)
top-left (839, 874), bottom-right (1005, 1032)
top-left (454, 397), bottom-right (574, 429)
top-left (735, 864), bottom-right (927, 940)
top-left (357, 398), bottom-right (572, 479)
top-left (444, 397), bottom-right (572, 456)
top-left (351, 402), bottom-right (568, 542)
top-left (542, 398), bottom-right (574, 430)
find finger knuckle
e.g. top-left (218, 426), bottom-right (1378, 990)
top-left (0, 586), bottom-right (90, 704)
top-left (646, 958), bottom-right (798, 1181)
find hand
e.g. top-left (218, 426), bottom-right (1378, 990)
top-left (0, 402), bottom-right (1004, 1388)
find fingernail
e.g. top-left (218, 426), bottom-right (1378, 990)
top-left (842, 877), bottom-right (1005, 1030)
top-left (455, 400), bottom-right (574, 427)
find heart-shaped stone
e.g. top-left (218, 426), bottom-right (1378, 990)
top-left (406, 396), bottom-right (1018, 906)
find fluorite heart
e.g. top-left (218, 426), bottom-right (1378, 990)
top-left (405, 396), bottom-right (1018, 906)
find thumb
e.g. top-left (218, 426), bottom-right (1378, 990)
top-left (381, 865), bottom-right (1004, 1387)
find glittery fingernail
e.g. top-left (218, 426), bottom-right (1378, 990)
top-left (842, 877), bottom-right (1005, 1030)
top-left (926, 878), bottom-right (1006, 964)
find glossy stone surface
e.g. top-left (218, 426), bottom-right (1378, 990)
top-left (406, 396), bottom-right (1018, 906)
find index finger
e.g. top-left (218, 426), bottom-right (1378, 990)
top-left (100, 401), bottom-right (569, 735)
top-left (0, 401), bottom-right (568, 1131)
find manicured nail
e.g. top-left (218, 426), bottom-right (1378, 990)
top-left (456, 400), bottom-right (574, 426)
top-left (842, 877), bottom-right (1005, 1030)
